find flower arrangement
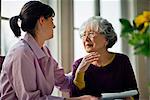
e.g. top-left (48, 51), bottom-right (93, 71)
top-left (119, 11), bottom-right (150, 57)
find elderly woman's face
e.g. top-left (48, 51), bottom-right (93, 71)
top-left (81, 25), bottom-right (107, 53)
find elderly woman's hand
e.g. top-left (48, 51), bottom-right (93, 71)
top-left (77, 52), bottom-right (100, 72)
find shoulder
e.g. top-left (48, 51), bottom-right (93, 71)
top-left (7, 40), bottom-right (35, 60)
top-left (111, 53), bottom-right (131, 66)
top-left (72, 58), bottom-right (83, 75)
top-left (73, 58), bottom-right (83, 66)
top-left (72, 58), bottom-right (83, 70)
top-left (114, 53), bottom-right (132, 69)
top-left (3, 40), bottom-right (35, 72)
top-left (115, 53), bottom-right (129, 60)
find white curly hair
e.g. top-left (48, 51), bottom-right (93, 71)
top-left (79, 16), bottom-right (117, 48)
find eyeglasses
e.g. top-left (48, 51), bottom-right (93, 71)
top-left (80, 32), bottom-right (98, 39)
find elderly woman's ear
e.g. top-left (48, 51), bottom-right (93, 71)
top-left (105, 41), bottom-right (108, 47)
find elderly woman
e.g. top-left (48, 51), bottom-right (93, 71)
top-left (71, 16), bottom-right (139, 99)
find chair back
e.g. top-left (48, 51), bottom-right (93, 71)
top-left (0, 56), bottom-right (5, 72)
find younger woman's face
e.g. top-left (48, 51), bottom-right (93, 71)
top-left (43, 17), bottom-right (55, 40)
top-left (37, 16), bottom-right (55, 41)
top-left (81, 25), bottom-right (108, 53)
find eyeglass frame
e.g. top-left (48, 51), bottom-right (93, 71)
top-left (80, 31), bottom-right (101, 40)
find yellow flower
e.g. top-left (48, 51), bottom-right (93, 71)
top-left (134, 11), bottom-right (150, 33)
top-left (119, 11), bottom-right (150, 57)
top-left (141, 22), bottom-right (149, 33)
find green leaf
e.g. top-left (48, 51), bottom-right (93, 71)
top-left (137, 23), bottom-right (144, 31)
top-left (145, 25), bottom-right (150, 34)
top-left (119, 18), bottom-right (134, 37)
top-left (133, 20), bottom-right (136, 28)
top-left (131, 34), bottom-right (150, 57)
top-left (119, 19), bottom-right (133, 29)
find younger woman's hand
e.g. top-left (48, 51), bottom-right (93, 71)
top-left (77, 52), bottom-right (100, 72)
top-left (78, 95), bottom-right (99, 100)
top-left (66, 95), bottom-right (99, 100)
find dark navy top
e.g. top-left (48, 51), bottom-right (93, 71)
top-left (71, 53), bottom-right (139, 99)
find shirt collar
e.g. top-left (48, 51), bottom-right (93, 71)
top-left (22, 33), bottom-right (46, 59)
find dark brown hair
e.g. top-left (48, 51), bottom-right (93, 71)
top-left (9, 1), bottom-right (55, 37)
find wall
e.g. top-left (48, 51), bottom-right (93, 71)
top-left (121, 0), bottom-right (150, 99)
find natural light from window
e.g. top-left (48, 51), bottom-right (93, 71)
top-left (100, 0), bottom-right (122, 53)
top-left (74, 0), bottom-right (95, 60)
top-left (1, 0), bottom-right (31, 55)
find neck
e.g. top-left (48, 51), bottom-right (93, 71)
top-left (34, 35), bottom-right (45, 48)
top-left (95, 48), bottom-right (110, 59)
top-left (98, 49), bottom-right (109, 56)
top-left (92, 49), bottom-right (114, 67)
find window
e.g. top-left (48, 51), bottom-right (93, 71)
top-left (1, 0), bottom-right (34, 55)
top-left (100, 0), bottom-right (122, 53)
top-left (74, 0), bottom-right (95, 60)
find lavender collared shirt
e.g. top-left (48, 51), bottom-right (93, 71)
top-left (0, 33), bottom-right (71, 100)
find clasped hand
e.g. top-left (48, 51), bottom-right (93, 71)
top-left (77, 52), bottom-right (100, 73)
